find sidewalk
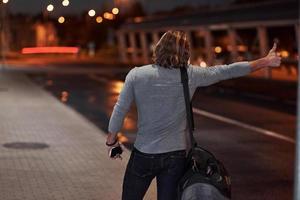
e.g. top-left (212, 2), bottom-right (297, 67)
top-left (0, 71), bottom-right (156, 200)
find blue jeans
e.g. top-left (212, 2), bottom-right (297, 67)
top-left (122, 147), bottom-right (186, 200)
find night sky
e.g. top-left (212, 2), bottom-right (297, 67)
top-left (7, 0), bottom-right (231, 15)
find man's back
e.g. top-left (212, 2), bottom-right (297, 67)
top-left (108, 62), bottom-right (251, 153)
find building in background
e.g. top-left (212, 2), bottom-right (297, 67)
top-left (8, 17), bottom-right (58, 51)
top-left (116, 0), bottom-right (299, 81)
top-left (34, 22), bottom-right (58, 47)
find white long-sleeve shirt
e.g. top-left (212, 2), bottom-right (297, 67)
top-left (108, 62), bottom-right (251, 153)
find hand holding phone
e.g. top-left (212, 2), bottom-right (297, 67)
top-left (106, 133), bottom-right (123, 160)
top-left (109, 145), bottom-right (123, 159)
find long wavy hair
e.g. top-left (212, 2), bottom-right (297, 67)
top-left (153, 30), bottom-right (190, 68)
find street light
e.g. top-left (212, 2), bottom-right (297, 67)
top-left (96, 16), bottom-right (103, 23)
top-left (58, 16), bottom-right (65, 24)
top-left (88, 9), bottom-right (96, 17)
top-left (214, 46), bottom-right (222, 54)
top-left (62, 0), bottom-right (70, 7)
top-left (47, 4), bottom-right (54, 12)
top-left (2, 0), bottom-right (9, 4)
top-left (112, 7), bottom-right (119, 15)
top-left (104, 12), bottom-right (114, 20)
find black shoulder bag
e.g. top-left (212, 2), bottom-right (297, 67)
top-left (177, 66), bottom-right (231, 200)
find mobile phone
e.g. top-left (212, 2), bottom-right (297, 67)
top-left (110, 146), bottom-right (123, 158)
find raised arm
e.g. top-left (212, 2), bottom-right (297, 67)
top-left (249, 42), bottom-right (281, 72)
top-left (191, 42), bottom-right (281, 87)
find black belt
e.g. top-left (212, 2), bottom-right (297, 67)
top-left (133, 147), bottom-right (186, 157)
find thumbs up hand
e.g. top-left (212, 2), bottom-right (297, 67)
top-left (265, 42), bottom-right (282, 67)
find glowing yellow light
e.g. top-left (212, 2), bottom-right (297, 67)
top-left (47, 4), bottom-right (54, 12)
top-left (58, 16), bottom-right (65, 24)
top-left (61, 91), bottom-right (69, 103)
top-left (2, 0), bottom-right (9, 3)
top-left (214, 46), bottom-right (222, 54)
top-left (111, 81), bottom-right (124, 94)
top-left (103, 12), bottom-right (114, 20)
top-left (237, 45), bottom-right (247, 52)
top-left (103, 12), bottom-right (109, 18)
top-left (96, 16), bottom-right (103, 23)
top-left (200, 61), bottom-right (207, 67)
top-left (112, 7), bottom-right (119, 15)
top-left (117, 133), bottom-right (129, 143)
top-left (88, 9), bottom-right (96, 17)
top-left (280, 50), bottom-right (289, 58)
top-left (62, 0), bottom-right (70, 7)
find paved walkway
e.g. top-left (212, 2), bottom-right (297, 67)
top-left (0, 71), bottom-right (156, 200)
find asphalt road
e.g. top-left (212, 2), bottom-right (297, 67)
top-left (28, 72), bottom-right (296, 200)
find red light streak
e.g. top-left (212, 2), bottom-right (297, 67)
top-left (22, 47), bottom-right (79, 54)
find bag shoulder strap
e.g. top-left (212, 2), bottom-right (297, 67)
top-left (180, 67), bottom-right (197, 148)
